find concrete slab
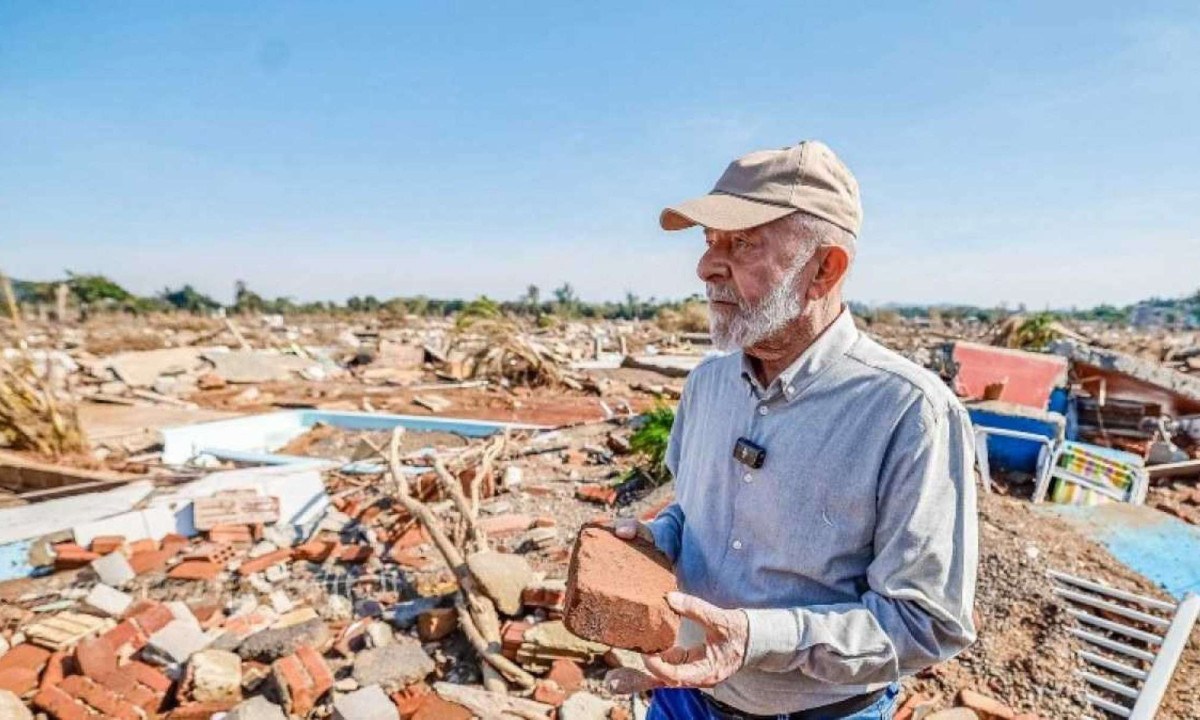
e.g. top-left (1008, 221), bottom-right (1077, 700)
top-left (107, 348), bottom-right (210, 388)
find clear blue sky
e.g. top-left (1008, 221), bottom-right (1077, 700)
top-left (2, 2), bottom-right (1197, 308)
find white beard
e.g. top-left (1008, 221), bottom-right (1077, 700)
top-left (707, 252), bottom-right (811, 351)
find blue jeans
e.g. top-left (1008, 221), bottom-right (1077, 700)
top-left (647, 684), bottom-right (899, 720)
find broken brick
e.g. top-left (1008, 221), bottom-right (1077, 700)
top-left (74, 637), bottom-right (117, 679)
top-left (575, 484), bottom-right (618, 506)
top-left (129, 549), bottom-right (173, 575)
top-left (0, 644), bottom-right (51, 694)
top-left (532, 680), bottom-right (567, 707)
top-left (270, 645), bottom-right (333, 717)
top-left (959, 689), bottom-right (1017, 720)
top-left (52, 543), bottom-right (99, 569)
top-left (238, 548), bottom-right (293, 576)
top-left (411, 695), bottom-right (472, 720)
top-left (32, 685), bottom-right (88, 720)
top-left (128, 538), bottom-right (158, 555)
top-left (390, 682), bottom-right (431, 719)
top-left (169, 560), bottom-right (222, 581)
top-left (338, 545), bottom-right (373, 564)
top-left (90, 536), bottom-right (127, 556)
top-left (161, 533), bottom-right (189, 556)
top-left (547, 659), bottom-right (584, 693)
top-left (477, 513), bottom-right (534, 536)
top-left (416, 608), bottom-right (457, 642)
top-left (208, 525), bottom-right (254, 546)
top-left (295, 540), bottom-right (336, 562)
top-left (564, 525), bottom-right (679, 653)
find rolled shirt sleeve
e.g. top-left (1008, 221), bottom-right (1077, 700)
top-left (742, 398), bottom-right (978, 685)
top-left (646, 374), bottom-right (691, 564)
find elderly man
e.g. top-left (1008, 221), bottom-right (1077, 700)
top-left (612, 141), bottom-right (978, 720)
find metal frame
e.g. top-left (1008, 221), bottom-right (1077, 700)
top-left (1033, 443), bottom-right (1148, 506)
top-left (972, 426), bottom-right (1055, 494)
top-left (1049, 570), bottom-right (1200, 719)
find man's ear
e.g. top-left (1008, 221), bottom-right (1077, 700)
top-left (806, 246), bottom-right (850, 299)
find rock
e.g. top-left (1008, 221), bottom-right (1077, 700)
top-left (188, 649), bottom-right (243, 703)
top-left (82, 584), bottom-right (133, 617)
top-left (352, 644), bottom-right (435, 690)
top-left (271, 645), bottom-right (334, 717)
top-left (238, 617), bottom-right (330, 662)
top-left (467, 551), bottom-right (533, 615)
top-left (0, 689), bottom-right (33, 720)
top-left (365, 622), bottom-right (394, 648)
top-left (226, 695), bottom-right (288, 720)
top-left (90, 552), bottom-right (136, 588)
top-left (333, 684), bottom-right (399, 720)
top-left (146, 619), bottom-right (211, 665)
top-left (564, 526), bottom-right (679, 653)
top-left (522, 620), bottom-right (608, 660)
top-left (561, 691), bottom-right (615, 720)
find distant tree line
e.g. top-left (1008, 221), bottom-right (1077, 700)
top-left (9, 271), bottom-right (1166, 325)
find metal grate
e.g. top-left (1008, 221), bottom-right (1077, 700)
top-left (1049, 569), bottom-right (1199, 719)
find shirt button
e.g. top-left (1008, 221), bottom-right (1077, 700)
top-left (758, 406), bottom-right (769, 416)
top-left (742, 473), bottom-right (753, 483)
top-left (786, 385), bottom-right (795, 395)
top-left (732, 540), bottom-right (743, 550)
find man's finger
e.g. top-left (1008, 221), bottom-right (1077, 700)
top-left (644, 655), bottom-right (717, 688)
top-left (665, 592), bottom-right (727, 628)
top-left (613, 518), bottom-right (638, 540)
top-left (656, 645), bottom-right (691, 664)
top-left (605, 667), bottom-right (663, 694)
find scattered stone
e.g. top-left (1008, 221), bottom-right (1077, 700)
top-left (0, 689), bottom-right (33, 720)
top-left (364, 622), bottom-right (394, 648)
top-left (82, 584), bottom-right (133, 617)
top-left (90, 552), bottom-right (136, 588)
top-left (188, 649), bottom-right (243, 703)
top-left (561, 691), bottom-right (615, 720)
top-left (226, 695), bottom-right (288, 720)
top-left (333, 684), bottom-right (399, 720)
top-left (466, 551), bottom-right (534, 615)
top-left (352, 644), bottom-right (435, 690)
top-left (147, 618), bottom-right (211, 665)
top-left (238, 617), bottom-right (330, 662)
top-left (564, 526), bottom-right (679, 653)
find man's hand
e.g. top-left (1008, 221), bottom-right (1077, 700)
top-left (606, 592), bottom-right (749, 693)
top-left (613, 516), bottom-right (655, 544)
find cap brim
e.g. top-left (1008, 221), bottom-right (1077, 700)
top-left (660, 193), bottom-right (796, 232)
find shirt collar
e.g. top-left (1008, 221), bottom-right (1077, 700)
top-left (740, 308), bottom-right (860, 400)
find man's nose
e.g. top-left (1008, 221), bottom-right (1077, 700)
top-left (697, 246), bottom-right (730, 283)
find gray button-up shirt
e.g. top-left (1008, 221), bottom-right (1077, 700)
top-left (648, 310), bottom-right (978, 715)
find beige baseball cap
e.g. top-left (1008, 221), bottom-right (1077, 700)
top-left (660, 140), bottom-right (862, 236)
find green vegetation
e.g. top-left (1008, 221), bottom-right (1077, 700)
top-left (629, 404), bottom-right (675, 485)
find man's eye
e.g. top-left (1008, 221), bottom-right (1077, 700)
top-left (734, 237), bottom-right (750, 249)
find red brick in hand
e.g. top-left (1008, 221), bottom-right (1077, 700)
top-left (564, 525), bottom-right (680, 653)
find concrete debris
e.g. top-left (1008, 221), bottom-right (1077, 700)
top-left (81, 584), bottom-right (132, 617)
top-left (332, 684), bottom-right (399, 720)
top-left (351, 643), bottom-right (435, 690)
top-left (466, 550), bottom-right (534, 615)
top-left (225, 695), bottom-right (288, 720)
top-left (89, 551), bottom-right (136, 589)
top-left (5, 310), bottom-right (1200, 718)
top-left (560, 690), bottom-right (616, 720)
